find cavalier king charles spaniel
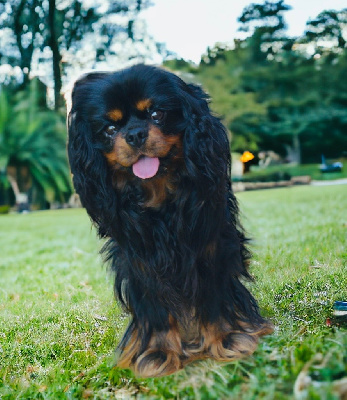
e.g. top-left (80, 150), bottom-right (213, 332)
top-left (67, 64), bottom-right (273, 378)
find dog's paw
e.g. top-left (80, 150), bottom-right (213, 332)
top-left (134, 350), bottom-right (182, 378)
top-left (207, 332), bottom-right (258, 362)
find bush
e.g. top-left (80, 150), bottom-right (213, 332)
top-left (0, 205), bottom-right (10, 214)
top-left (235, 171), bottom-right (292, 183)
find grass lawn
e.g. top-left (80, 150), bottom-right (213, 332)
top-left (0, 185), bottom-right (346, 399)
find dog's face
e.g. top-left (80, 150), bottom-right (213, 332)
top-left (72, 65), bottom-right (190, 181)
top-left (68, 64), bottom-right (228, 212)
top-left (103, 94), bottom-right (184, 180)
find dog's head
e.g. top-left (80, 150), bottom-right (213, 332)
top-left (68, 65), bottom-right (230, 230)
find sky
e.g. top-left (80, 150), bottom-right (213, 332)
top-left (141, 0), bottom-right (346, 63)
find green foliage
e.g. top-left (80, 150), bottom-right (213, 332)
top-left (0, 0), bottom-right (154, 107)
top-left (0, 80), bottom-right (71, 206)
top-left (238, 0), bottom-right (292, 63)
top-left (166, 3), bottom-right (347, 164)
top-left (0, 185), bottom-right (346, 398)
top-left (304, 9), bottom-right (347, 50)
top-left (0, 0), bottom-right (147, 67)
top-left (163, 59), bottom-right (198, 74)
top-left (0, 204), bottom-right (10, 213)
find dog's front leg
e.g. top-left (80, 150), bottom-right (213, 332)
top-left (133, 319), bottom-right (183, 378)
top-left (116, 303), bottom-right (184, 377)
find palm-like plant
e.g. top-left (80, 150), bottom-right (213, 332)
top-left (0, 79), bottom-right (71, 209)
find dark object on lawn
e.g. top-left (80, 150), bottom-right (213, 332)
top-left (326, 301), bottom-right (347, 327)
top-left (320, 155), bottom-right (343, 173)
top-left (67, 64), bottom-right (273, 378)
top-left (333, 301), bottom-right (347, 327)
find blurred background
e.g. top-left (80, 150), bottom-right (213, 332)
top-left (0, 0), bottom-right (346, 212)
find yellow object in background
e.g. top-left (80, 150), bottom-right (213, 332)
top-left (240, 151), bottom-right (255, 163)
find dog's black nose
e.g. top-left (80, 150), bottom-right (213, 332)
top-left (125, 128), bottom-right (148, 148)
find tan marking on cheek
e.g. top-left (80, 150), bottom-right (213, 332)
top-left (145, 126), bottom-right (182, 158)
top-left (104, 134), bottom-right (138, 167)
top-left (107, 109), bottom-right (123, 122)
top-left (136, 99), bottom-right (152, 112)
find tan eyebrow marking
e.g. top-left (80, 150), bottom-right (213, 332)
top-left (136, 99), bottom-right (152, 112)
top-left (107, 109), bottom-right (123, 122)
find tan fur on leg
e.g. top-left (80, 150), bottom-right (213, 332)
top-left (202, 320), bottom-right (274, 362)
top-left (133, 326), bottom-right (184, 377)
top-left (206, 329), bottom-right (258, 362)
top-left (180, 319), bottom-right (274, 365)
top-left (117, 317), bottom-right (274, 376)
top-left (134, 349), bottom-right (182, 378)
top-left (117, 328), bottom-right (142, 370)
top-left (178, 310), bottom-right (205, 360)
top-left (117, 318), bottom-right (185, 378)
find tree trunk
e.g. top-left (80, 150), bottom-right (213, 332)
top-left (292, 132), bottom-right (301, 164)
top-left (7, 174), bottom-right (21, 203)
top-left (6, 168), bottom-right (28, 209)
top-left (48, 0), bottom-right (63, 110)
top-left (13, 0), bottom-right (41, 89)
top-left (285, 134), bottom-right (301, 164)
top-left (13, 0), bottom-right (30, 88)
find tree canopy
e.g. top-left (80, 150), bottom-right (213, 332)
top-left (1, 0), bottom-right (346, 209)
top-left (0, 79), bottom-right (71, 207)
top-left (166, 2), bottom-right (347, 164)
top-left (0, 0), bottom-right (156, 109)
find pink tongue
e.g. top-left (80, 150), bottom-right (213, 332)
top-left (132, 156), bottom-right (160, 179)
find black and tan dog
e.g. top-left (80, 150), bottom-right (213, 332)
top-left (67, 64), bottom-right (273, 378)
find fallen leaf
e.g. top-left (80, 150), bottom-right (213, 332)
top-left (82, 389), bottom-right (93, 399)
top-left (38, 385), bottom-right (47, 393)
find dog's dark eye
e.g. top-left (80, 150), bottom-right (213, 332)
top-left (105, 126), bottom-right (117, 137)
top-left (150, 110), bottom-right (165, 123)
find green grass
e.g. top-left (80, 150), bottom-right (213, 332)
top-left (0, 185), bottom-right (346, 399)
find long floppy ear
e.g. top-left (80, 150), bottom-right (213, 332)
top-left (181, 83), bottom-right (231, 193)
top-left (178, 83), bottom-right (251, 273)
top-left (67, 77), bottom-right (117, 238)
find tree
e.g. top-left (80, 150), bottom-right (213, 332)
top-left (304, 9), bottom-right (347, 52)
top-left (0, 80), bottom-right (71, 208)
top-left (166, 4), bottom-right (347, 164)
top-left (0, 0), bottom-right (153, 109)
top-left (0, 0), bottom-right (41, 88)
top-left (233, 3), bottom-right (347, 163)
top-left (238, 0), bottom-right (291, 63)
